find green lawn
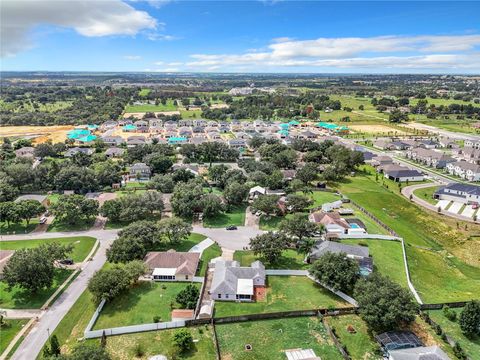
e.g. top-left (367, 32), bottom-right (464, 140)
top-left (197, 243), bottom-right (222, 276)
top-left (138, 88), bottom-right (151, 96)
top-left (0, 269), bottom-right (72, 309)
top-left (100, 325), bottom-right (216, 360)
top-left (305, 190), bottom-right (342, 209)
top-left (125, 100), bottom-right (177, 112)
top-left (0, 319), bottom-right (29, 355)
top-left (93, 281), bottom-right (201, 330)
top-left (325, 315), bottom-right (380, 360)
top-left (428, 308), bottom-right (480, 360)
top-left (161, 233), bottom-right (207, 253)
top-left (216, 317), bottom-right (343, 360)
top-left (46, 218), bottom-right (95, 233)
top-left (334, 169), bottom-right (480, 303)
top-left (0, 236), bottom-right (96, 263)
top-left (203, 205), bottom-right (246, 228)
top-left (413, 186), bottom-right (440, 205)
top-left (233, 249), bottom-right (308, 270)
top-left (0, 219), bottom-right (39, 235)
top-left (214, 276), bottom-right (348, 317)
top-left (340, 239), bottom-right (407, 288)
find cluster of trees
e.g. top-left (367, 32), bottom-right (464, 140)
top-left (106, 219), bottom-right (192, 263)
top-left (100, 192), bottom-right (164, 224)
top-left (179, 142), bottom-right (239, 165)
top-left (175, 284), bottom-right (200, 309)
top-left (0, 199), bottom-right (45, 228)
top-left (3, 242), bottom-right (73, 293)
top-left (50, 195), bottom-right (99, 226)
top-left (43, 340), bottom-right (110, 360)
top-left (1, 86), bottom-right (135, 126)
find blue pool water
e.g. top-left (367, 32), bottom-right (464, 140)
top-left (350, 223), bottom-right (360, 229)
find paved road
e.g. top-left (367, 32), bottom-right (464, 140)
top-left (8, 230), bottom-right (117, 360)
top-left (192, 225), bottom-right (264, 250)
top-left (403, 122), bottom-right (480, 141)
top-left (401, 183), bottom-right (479, 224)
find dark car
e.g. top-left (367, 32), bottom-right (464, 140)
top-left (226, 225), bottom-right (238, 230)
top-left (59, 259), bottom-right (74, 265)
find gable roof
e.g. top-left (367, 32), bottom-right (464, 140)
top-left (389, 346), bottom-right (450, 360)
top-left (311, 241), bottom-right (369, 258)
top-left (210, 260), bottom-right (265, 295)
top-left (144, 251), bottom-right (200, 276)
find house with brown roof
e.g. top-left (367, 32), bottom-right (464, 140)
top-left (144, 250), bottom-right (200, 281)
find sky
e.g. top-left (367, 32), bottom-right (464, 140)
top-left (1, 0), bottom-right (480, 73)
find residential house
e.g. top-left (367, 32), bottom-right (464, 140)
top-left (390, 141), bottom-right (410, 150)
top-left (193, 119), bottom-right (207, 127)
top-left (105, 147), bottom-right (125, 158)
top-left (464, 139), bottom-right (480, 149)
top-left (15, 147), bottom-right (35, 158)
top-left (207, 120), bottom-right (219, 127)
top-left (438, 137), bottom-right (456, 148)
top-left (249, 186), bottom-right (267, 199)
top-left (208, 131), bottom-right (221, 140)
top-left (179, 119), bottom-right (193, 127)
top-left (284, 349), bottom-right (321, 360)
top-left (144, 250), bottom-right (200, 281)
top-left (228, 139), bottom-right (247, 149)
top-left (192, 126), bottom-right (205, 134)
top-left (373, 139), bottom-right (394, 150)
top-left (178, 128), bottom-right (193, 138)
top-left (190, 137), bottom-right (207, 145)
top-left (100, 120), bottom-right (118, 131)
top-left (129, 163), bottom-right (151, 180)
top-left (308, 212), bottom-right (366, 235)
top-left (15, 194), bottom-right (50, 208)
top-left (308, 241), bottom-right (371, 273)
top-left (447, 161), bottom-right (480, 181)
top-left (417, 139), bottom-right (439, 149)
top-left (434, 183), bottom-right (480, 204)
top-left (321, 200), bottom-right (343, 212)
top-left (148, 118), bottom-right (163, 133)
top-left (210, 260), bottom-right (266, 302)
top-left (371, 156), bottom-right (394, 167)
top-left (388, 346), bottom-right (450, 360)
top-left (281, 169), bottom-right (297, 181)
top-left (459, 146), bottom-right (480, 164)
top-left (134, 120), bottom-right (149, 133)
top-left (127, 136), bottom-right (146, 147)
top-left (64, 147), bottom-right (94, 157)
top-left (101, 135), bottom-right (124, 146)
top-left (234, 132), bottom-right (250, 140)
top-left (299, 130), bottom-right (317, 139)
top-left (405, 148), bottom-right (455, 169)
top-left (383, 166), bottom-right (424, 182)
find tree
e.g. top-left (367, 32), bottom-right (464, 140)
top-left (175, 284), bottom-right (200, 309)
top-left (16, 200), bottom-right (45, 226)
top-left (148, 174), bottom-right (175, 193)
top-left (296, 163), bottom-right (318, 184)
top-left (0, 201), bottom-right (20, 228)
top-left (141, 191), bottom-right (165, 216)
top-left (144, 153), bottom-right (173, 174)
top-left (173, 329), bottom-right (193, 353)
top-left (310, 252), bottom-right (359, 292)
top-left (250, 232), bottom-right (288, 264)
top-left (48, 335), bottom-right (61, 357)
top-left (459, 300), bottom-right (480, 337)
top-left (251, 195), bottom-right (280, 216)
top-left (354, 273), bottom-right (418, 332)
top-left (88, 266), bottom-right (131, 303)
top-left (54, 166), bottom-right (98, 193)
top-left (389, 110), bottom-right (409, 123)
top-left (118, 220), bottom-right (161, 248)
top-left (93, 161), bottom-right (122, 187)
top-left (202, 194), bottom-right (224, 218)
top-left (3, 247), bottom-right (55, 293)
top-left (124, 260), bottom-right (148, 283)
top-left (223, 181), bottom-right (249, 205)
top-left (171, 180), bottom-right (204, 218)
top-left (100, 199), bottom-right (123, 223)
top-left (0, 182), bottom-right (18, 202)
top-left (157, 217), bottom-right (192, 245)
top-left (107, 236), bottom-right (146, 263)
top-left (68, 343), bottom-right (111, 360)
top-left (50, 195), bottom-right (99, 225)
top-left (285, 194), bottom-right (313, 213)
top-left (279, 214), bottom-right (319, 244)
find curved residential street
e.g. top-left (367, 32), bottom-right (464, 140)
top-left (401, 183), bottom-right (479, 224)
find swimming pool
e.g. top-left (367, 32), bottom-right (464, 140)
top-left (350, 223), bottom-right (360, 229)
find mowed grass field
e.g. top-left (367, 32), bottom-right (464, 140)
top-left (125, 99), bottom-right (177, 112)
top-left (0, 319), bottom-right (29, 355)
top-left (214, 276), bottom-right (348, 317)
top-left (334, 170), bottom-right (480, 303)
top-left (413, 185), bottom-right (440, 205)
top-left (203, 205), bottom-right (247, 228)
top-left (233, 249), bottom-right (308, 270)
top-left (216, 317), bottom-right (343, 360)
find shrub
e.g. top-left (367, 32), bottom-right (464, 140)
top-left (443, 306), bottom-right (457, 322)
top-left (153, 315), bottom-right (161, 323)
top-left (134, 343), bottom-right (145, 357)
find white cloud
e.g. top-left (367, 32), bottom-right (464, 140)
top-left (124, 55), bottom-right (142, 60)
top-left (166, 61), bottom-right (183, 66)
top-left (146, 33), bottom-right (178, 41)
top-left (0, 0), bottom-right (157, 57)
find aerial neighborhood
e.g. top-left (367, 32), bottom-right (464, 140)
top-left (1, 62), bottom-right (480, 360)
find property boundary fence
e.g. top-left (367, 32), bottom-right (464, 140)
top-left (211, 319), bottom-right (221, 360)
top-left (323, 320), bottom-right (351, 360)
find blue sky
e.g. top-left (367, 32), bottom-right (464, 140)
top-left (1, 1), bottom-right (480, 73)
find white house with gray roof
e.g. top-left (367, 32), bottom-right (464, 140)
top-left (210, 260), bottom-right (266, 302)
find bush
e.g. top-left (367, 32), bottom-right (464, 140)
top-left (453, 342), bottom-right (467, 360)
top-left (443, 306), bottom-right (457, 321)
top-left (153, 315), bottom-right (161, 323)
top-left (134, 343), bottom-right (145, 357)
top-left (173, 329), bottom-right (193, 353)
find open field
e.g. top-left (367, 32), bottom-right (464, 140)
top-left (427, 308), bottom-right (480, 360)
top-left (93, 281), bottom-right (201, 330)
top-left (334, 170), bottom-right (480, 303)
top-left (125, 100), bottom-right (178, 112)
top-left (0, 125), bottom-right (74, 144)
top-left (216, 317), bottom-right (343, 360)
top-left (324, 315), bottom-right (380, 360)
top-left (203, 205), bottom-right (247, 228)
top-left (0, 269), bottom-right (72, 309)
top-left (0, 319), bottom-right (29, 355)
top-left (233, 249), bottom-right (308, 270)
top-left (411, 116), bottom-right (480, 134)
top-left (214, 276), bottom-right (348, 317)
top-left (341, 239), bottom-right (407, 287)
top-left (348, 124), bottom-right (410, 135)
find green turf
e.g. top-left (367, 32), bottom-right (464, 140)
top-left (325, 315), bottom-right (380, 360)
top-left (203, 205), bottom-right (246, 228)
top-left (46, 218), bottom-right (95, 233)
top-left (0, 236), bottom-right (96, 263)
top-left (197, 242), bottom-right (222, 276)
top-left (335, 168), bottom-right (480, 303)
top-left (427, 308), bottom-right (480, 360)
top-left (0, 269), bottom-right (72, 309)
top-left (214, 276), bottom-right (348, 317)
top-left (0, 219), bottom-right (39, 235)
top-left (93, 281), bottom-right (201, 329)
top-left (125, 100), bottom-right (177, 112)
top-left (305, 190), bottom-right (342, 208)
top-left (413, 186), bottom-right (440, 205)
top-left (233, 249), bottom-right (308, 270)
top-left (341, 239), bottom-right (407, 288)
top-left (0, 319), bottom-right (29, 355)
top-left (138, 88), bottom-right (151, 97)
top-left (216, 317), bottom-right (343, 360)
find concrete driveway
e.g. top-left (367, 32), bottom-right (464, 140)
top-left (192, 225), bottom-right (264, 250)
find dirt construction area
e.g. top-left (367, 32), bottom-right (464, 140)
top-left (0, 125), bottom-right (74, 144)
top-left (349, 124), bottom-right (410, 135)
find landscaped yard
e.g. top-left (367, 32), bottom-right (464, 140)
top-left (324, 315), bottom-right (380, 360)
top-left (340, 239), bottom-right (407, 288)
top-left (413, 185), bottom-right (440, 205)
top-left (93, 281), bottom-right (201, 330)
top-left (0, 236), bottom-right (96, 263)
top-left (427, 308), bottom-right (480, 360)
top-left (0, 269), bottom-right (72, 309)
top-left (197, 242), bottom-right (222, 276)
top-left (233, 249), bottom-right (308, 270)
top-left (214, 276), bottom-right (348, 317)
top-left (334, 169), bottom-right (480, 303)
top-left (216, 317), bottom-right (343, 360)
top-left (46, 218), bottom-right (95, 233)
top-left (203, 205), bottom-right (246, 228)
top-left (0, 319), bottom-right (29, 355)
top-left (0, 219), bottom-right (39, 235)
top-left (305, 190), bottom-right (342, 209)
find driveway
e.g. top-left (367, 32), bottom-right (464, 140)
top-left (192, 225), bottom-right (264, 250)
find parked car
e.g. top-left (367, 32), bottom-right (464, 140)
top-left (59, 259), bottom-right (74, 265)
top-left (39, 216), bottom-right (48, 224)
top-left (226, 225), bottom-right (238, 230)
